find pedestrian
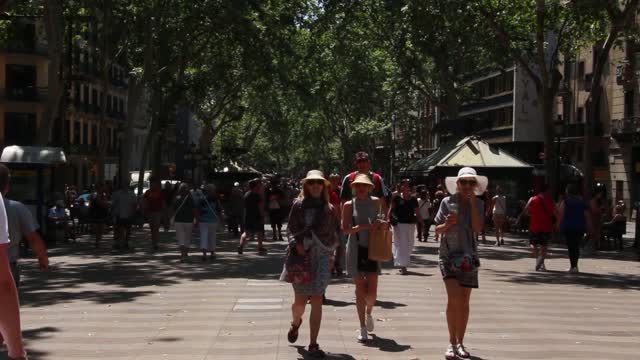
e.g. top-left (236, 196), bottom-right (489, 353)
top-left (161, 181), bottom-right (175, 232)
top-left (492, 185), bottom-right (507, 246)
top-left (111, 181), bottom-right (138, 251)
top-left (340, 151), bottom-right (390, 214)
top-left (328, 173), bottom-right (345, 276)
top-left (435, 167), bottom-right (486, 359)
top-left (0, 190), bottom-right (28, 360)
top-left (604, 203), bottom-right (627, 251)
top-left (173, 183), bottom-right (198, 263)
top-left (589, 183), bottom-right (607, 251)
top-left (265, 178), bottom-right (286, 241)
top-left (228, 182), bottom-right (244, 236)
top-left (199, 184), bottom-right (223, 261)
top-left (389, 179), bottom-right (423, 275)
top-left (432, 186), bottom-right (446, 242)
top-left (47, 199), bottom-right (75, 242)
top-left (89, 183), bottom-right (111, 248)
top-left (342, 174), bottom-right (387, 343)
top-left (522, 184), bottom-right (558, 272)
top-left (143, 178), bottom-right (165, 250)
top-left (417, 189), bottom-right (432, 242)
top-left (557, 184), bottom-right (590, 273)
top-left (283, 170), bottom-right (339, 357)
top-left (238, 178), bottom-right (267, 255)
top-left (0, 164), bottom-right (49, 291)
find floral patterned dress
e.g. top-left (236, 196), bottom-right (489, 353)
top-left (280, 198), bottom-right (339, 296)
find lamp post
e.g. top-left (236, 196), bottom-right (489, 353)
top-left (554, 115), bottom-right (564, 200)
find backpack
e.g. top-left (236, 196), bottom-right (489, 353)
top-left (348, 171), bottom-right (382, 195)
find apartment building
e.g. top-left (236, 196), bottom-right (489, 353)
top-left (435, 65), bottom-right (545, 165)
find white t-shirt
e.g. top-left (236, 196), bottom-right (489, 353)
top-left (0, 193), bottom-right (10, 245)
top-left (417, 198), bottom-right (431, 219)
top-left (493, 195), bottom-right (507, 215)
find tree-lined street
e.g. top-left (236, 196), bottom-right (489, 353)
top-left (5, 226), bottom-right (639, 360)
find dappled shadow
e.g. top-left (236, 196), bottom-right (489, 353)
top-left (363, 334), bottom-right (411, 353)
top-left (485, 268), bottom-right (640, 291)
top-left (19, 228), bottom-right (292, 308)
top-left (293, 345), bottom-right (356, 360)
top-left (0, 326), bottom-right (60, 360)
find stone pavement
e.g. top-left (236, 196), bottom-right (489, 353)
top-left (2, 225), bottom-right (639, 360)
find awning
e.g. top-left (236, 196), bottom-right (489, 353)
top-left (400, 136), bottom-right (532, 177)
top-left (1, 146), bottom-right (66, 165)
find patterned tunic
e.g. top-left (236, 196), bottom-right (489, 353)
top-left (281, 198), bottom-right (339, 295)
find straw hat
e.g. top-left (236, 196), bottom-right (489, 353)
top-left (350, 173), bottom-right (375, 188)
top-left (445, 167), bottom-right (488, 196)
top-left (301, 170), bottom-right (330, 186)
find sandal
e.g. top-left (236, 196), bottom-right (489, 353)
top-left (287, 318), bottom-right (302, 343)
top-left (308, 343), bottom-right (326, 358)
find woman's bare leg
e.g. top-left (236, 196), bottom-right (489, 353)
top-left (365, 274), bottom-right (378, 315)
top-left (354, 277), bottom-right (368, 327)
top-left (309, 295), bottom-right (323, 345)
top-left (457, 287), bottom-right (472, 344)
top-left (444, 279), bottom-right (461, 345)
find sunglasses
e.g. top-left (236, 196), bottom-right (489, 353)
top-left (458, 179), bottom-right (477, 186)
top-left (307, 180), bottom-right (325, 186)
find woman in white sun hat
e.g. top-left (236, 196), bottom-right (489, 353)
top-left (434, 167), bottom-right (487, 360)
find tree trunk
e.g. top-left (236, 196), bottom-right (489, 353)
top-left (584, 22), bottom-right (626, 201)
top-left (119, 79), bottom-right (143, 187)
top-left (97, 0), bottom-right (112, 183)
top-left (542, 87), bottom-right (556, 195)
top-left (39, 0), bottom-right (64, 145)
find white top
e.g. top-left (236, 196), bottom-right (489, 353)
top-left (493, 195), bottom-right (507, 215)
top-left (417, 198), bottom-right (431, 219)
top-left (0, 193), bottom-right (9, 245)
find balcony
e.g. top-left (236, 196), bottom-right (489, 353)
top-left (611, 117), bottom-right (640, 141)
top-left (0, 87), bottom-right (48, 102)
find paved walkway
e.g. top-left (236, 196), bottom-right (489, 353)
top-left (2, 226), bottom-right (639, 360)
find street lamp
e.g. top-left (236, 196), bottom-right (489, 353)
top-left (554, 115), bottom-right (564, 199)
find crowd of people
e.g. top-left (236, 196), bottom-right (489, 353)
top-left (0, 149), bottom-right (638, 359)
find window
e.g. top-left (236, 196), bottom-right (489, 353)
top-left (625, 90), bottom-right (634, 118)
top-left (576, 145), bottom-right (583, 162)
top-left (5, 64), bottom-right (37, 101)
top-left (74, 120), bottom-right (81, 144)
top-left (83, 123), bottom-right (89, 145)
top-left (578, 61), bottom-right (585, 78)
top-left (4, 113), bottom-right (36, 145)
top-left (92, 123), bottom-right (98, 146)
top-left (616, 181), bottom-right (624, 203)
top-left (577, 107), bottom-right (584, 123)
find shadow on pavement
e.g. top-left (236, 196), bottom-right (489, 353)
top-left (323, 298), bottom-right (355, 307)
top-left (363, 334), bottom-right (411, 352)
top-left (0, 326), bottom-right (59, 360)
top-left (19, 230), bottom-right (292, 308)
top-left (485, 268), bottom-right (640, 291)
top-left (375, 300), bottom-right (407, 309)
top-left (293, 345), bottom-right (356, 360)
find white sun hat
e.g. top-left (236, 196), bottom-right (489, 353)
top-left (445, 167), bottom-right (488, 196)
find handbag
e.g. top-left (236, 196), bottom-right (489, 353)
top-left (283, 228), bottom-right (313, 284)
top-left (368, 225), bottom-right (392, 261)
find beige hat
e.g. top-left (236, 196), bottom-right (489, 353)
top-left (445, 167), bottom-right (488, 196)
top-left (350, 173), bottom-right (375, 188)
top-left (301, 170), bottom-right (330, 186)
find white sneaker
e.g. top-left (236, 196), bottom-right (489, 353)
top-left (357, 327), bottom-right (368, 343)
top-left (455, 343), bottom-right (471, 358)
top-left (366, 314), bottom-right (374, 332)
top-left (445, 344), bottom-right (456, 359)
top-left (538, 263), bottom-right (547, 272)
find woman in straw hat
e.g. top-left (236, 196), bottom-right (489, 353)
top-left (342, 173), bottom-right (387, 343)
top-left (434, 167), bottom-right (487, 359)
top-left (282, 170), bottom-right (339, 358)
